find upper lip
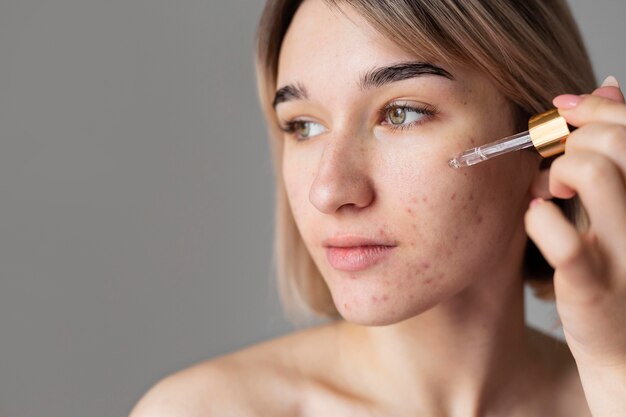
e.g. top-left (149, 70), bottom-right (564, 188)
top-left (322, 235), bottom-right (397, 248)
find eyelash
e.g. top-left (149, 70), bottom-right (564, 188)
top-left (279, 102), bottom-right (438, 139)
top-left (379, 102), bottom-right (437, 131)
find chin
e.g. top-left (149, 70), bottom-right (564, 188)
top-left (333, 288), bottom-right (443, 327)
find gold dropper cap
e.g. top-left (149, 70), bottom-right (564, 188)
top-left (528, 108), bottom-right (571, 158)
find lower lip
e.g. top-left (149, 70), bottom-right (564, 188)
top-left (326, 245), bottom-right (395, 272)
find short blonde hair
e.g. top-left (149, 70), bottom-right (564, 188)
top-left (255, 0), bottom-right (596, 320)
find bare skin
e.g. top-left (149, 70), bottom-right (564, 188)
top-left (130, 323), bottom-right (590, 416)
top-left (129, 1), bottom-right (605, 415)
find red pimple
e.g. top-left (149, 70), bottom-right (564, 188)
top-left (451, 193), bottom-right (457, 200)
top-left (405, 207), bottom-right (413, 214)
top-left (382, 294), bottom-right (389, 301)
top-left (421, 261), bottom-right (431, 270)
top-left (422, 196), bottom-right (428, 203)
top-left (469, 193), bottom-right (475, 201)
top-left (477, 215), bottom-right (483, 224)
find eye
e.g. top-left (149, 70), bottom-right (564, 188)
top-left (381, 103), bottom-right (435, 130)
top-left (281, 120), bottom-right (327, 141)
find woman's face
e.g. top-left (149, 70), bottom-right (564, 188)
top-left (275, 0), bottom-right (540, 325)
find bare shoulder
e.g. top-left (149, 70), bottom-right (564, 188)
top-left (128, 321), bottom-right (341, 417)
top-left (526, 326), bottom-right (593, 417)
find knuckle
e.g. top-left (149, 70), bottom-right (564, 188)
top-left (556, 238), bottom-right (586, 269)
top-left (579, 156), bottom-right (616, 185)
top-left (603, 125), bottom-right (626, 155)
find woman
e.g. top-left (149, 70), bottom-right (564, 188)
top-left (130, 1), bottom-right (626, 415)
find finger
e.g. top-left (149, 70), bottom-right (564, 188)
top-left (548, 151), bottom-right (626, 251)
top-left (525, 199), bottom-right (606, 297)
top-left (591, 75), bottom-right (624, 102)
top-left (565, 123), bottom-right (626, 181)
top-left (591, 86), bottom-right (625, 103)
top-left (553, 94), bottom-right (626, 128)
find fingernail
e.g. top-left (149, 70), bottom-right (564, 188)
top-left (552, 94), bottom-right (582, 110)
top-left (530, 198), bottom-right (544, 208)
top-left (600, 75), bottom-right (620, 88)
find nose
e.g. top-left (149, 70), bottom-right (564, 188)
top-left (309, 134), bottom-right (375, 214)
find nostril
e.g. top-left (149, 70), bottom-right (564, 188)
top-left (309, 171), bottom-right (375, 214)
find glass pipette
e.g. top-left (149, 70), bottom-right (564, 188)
top-left (448, 108), bottom-right (572, 169)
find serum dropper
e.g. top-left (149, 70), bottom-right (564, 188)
top-left (448, 108), bottom-right (572, 168)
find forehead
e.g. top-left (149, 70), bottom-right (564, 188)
top-left (277, 0), bottom-right (419, 87)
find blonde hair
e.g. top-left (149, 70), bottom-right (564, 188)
top-left (255, 0), bottom-right (596, 320)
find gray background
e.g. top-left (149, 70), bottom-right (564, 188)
top-left (0, 1), bottom-right (624, 416)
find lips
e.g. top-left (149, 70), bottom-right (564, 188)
top-left (322, 235), bottom-right (395, 248)
top-left (323, 235), bottom-right (397, 272)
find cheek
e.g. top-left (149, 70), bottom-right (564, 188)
top-left (390, 147), bottom-right (533, 271)
top-left (282, 151), bottom-right (319, 241)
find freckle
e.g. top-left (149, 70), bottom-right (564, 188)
top-left (411, 224), bottom-right (417, 230)
top-left (469, 194), bottom-right (475, 201)
top-left (371, 295), bottom-right (379, 303)
top-left (344, 303), bottom-right (351, 311)
top-left (378, 227), bottom-right (385, 235)
top-left (446, 250), bottom-right (453, 256)
top-left (382, 294), bottom-right (389, 301)
top-left (424, 278), bottom-right (433, 285)
top-left (463, 172), bottom-right (468, 177)
top-left (383, 279), bottom-right (390, 285)
top-left (454, 235), bottom-right (459, 241)
top-left (470, 137), bottom-right (476, 145)
top-left (422, 196), bottom-right (428, 203)
top-left (421, 261), bottom-right (431, 270)
top-left (405, 207), bottom-right (413, 214)
top-left (411, 197), bottom-right (418, 204)
top-left (477, 215), bottom-right (483, 224)
top-left (462, 204), bottom-right (468, 209)
top-left (410, 242), bottom-right (416, 248)
top-left (451, 193), bottom-right (457, 200)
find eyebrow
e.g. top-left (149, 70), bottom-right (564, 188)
top-left (360, 61), bottom-right (454, 90)
top-left (272, 83), bottom-right (309, 109)
top-left (272, 61), bottom-right (453, 109)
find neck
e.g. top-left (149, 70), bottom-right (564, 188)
top-left (338, 265), bottom-right (547, 416)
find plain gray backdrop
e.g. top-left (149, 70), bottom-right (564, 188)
top-left (1, 1), bottom-right (624, 416)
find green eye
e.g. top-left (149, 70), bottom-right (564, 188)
top-left (388, 107), bottom-right (407, 125)
top-left (282, 120), bottom-right (327, 140)
top-left (383, 104), bottom-right (432, 129)
top-left (294, 121), bottom-right (310, 137)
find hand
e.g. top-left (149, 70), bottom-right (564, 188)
top-left (525, 76), bottom-right (626, 371)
